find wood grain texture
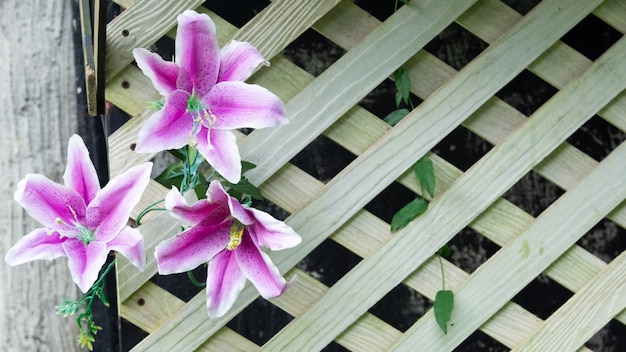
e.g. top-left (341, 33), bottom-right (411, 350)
top-left (0, 0), bottom-right (79, 350)
top-left (105, 1), bottom-right (626, 350)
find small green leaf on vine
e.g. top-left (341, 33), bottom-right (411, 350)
top-left (390, 197), bottom-right (428, 231)
top-left (434, 289), bottom-right (454, 334)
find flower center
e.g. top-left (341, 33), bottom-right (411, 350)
top-left (52, 205), bottom-right (95, 245)
top-left (187, 95), bottom-right (217, 146)
top-left (226, 220), bottom-right (245, 250)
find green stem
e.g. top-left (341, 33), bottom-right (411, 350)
top-left (136, 199), bottom-right (166, 226)
top-left (187, 270), bottom-right (206, 288)
top-left (438, 254), bottom-right (446, 291)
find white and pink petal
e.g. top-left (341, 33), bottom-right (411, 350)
top-left (5, 228), bottom-right (67, 265)
top-left (165, 186), bottom-right (223, 227)
top-left (155, 220), bottom-right (230, 275)
top-left (133, 49), bottom-right (180, 96)
top-left (64, 134), bottom-right (101, 205)
top-left (206, 81), bottom-right (288, 130)
top-left (247, 207), bottom-right (301, 250)
top-left (234, 234), bottom-right (290, 299)
top-left (14, 174), bottom-right (86, 230)
top-left (107, 226), bottom-right (146, 271)
top-left (63, 239), bottom-right (109, 293)
top-left (86, 162), bottom-right (152, 243)
top-left (175, 10), bottom-right (219, 96)
top-left (218, 40), bottom-right (268, 83)
top-left (205, 250), bottom-right (247, 318)
top-left (196, 129), bottom-right (241, 184)
top-left (135, 90), bottom-right (193, 154)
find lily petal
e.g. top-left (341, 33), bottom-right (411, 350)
top-left (107, 226), bottom-right (145, 270)
top-left (133, 48), bottom-right (179, 96)
top-left (175, 10), bottom-right (219, 96)
top-left (14, 174), bottom-right (86, 230)
top-left (218, 40), bottom-right (268, 82)
top-left (205, 250), bottom-right (247, 318)
top-left (135, 90), bottom-right (192, 154)
top-left (165, 186), bottom-right (222, 227)
top-left (196, 128), bottom-right (241, 184)
top-left (208, 181), bottom-right (254, 225)
top-left (87, 162), bottom-right (152, 243)
top-left (235, 234), bottom-right (289, 299)
top-left (206, 81), bottom-right (288, 130)
top-left (63, 239), bottom-right (109, 293)
top-left (64, 135), bottom-right (100, 205)
top-left (155, 219), bottom-right (230, 275)
top-left (248, 207), bottom-right (301, 250)
top-left (5, 228), bottom-right (66, 265)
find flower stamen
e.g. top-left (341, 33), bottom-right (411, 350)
top-left (227, 220), bottom-right (245, 250)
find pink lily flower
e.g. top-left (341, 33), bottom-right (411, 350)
top-left (5, 135), bottom-right (152, 293)
top-left (132, 10), bottom-right (288, 183)
top-left (155, 180), bottom-right (301, 317)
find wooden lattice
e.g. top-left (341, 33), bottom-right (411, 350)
top-left (104, 0), bottom-right (626, 350)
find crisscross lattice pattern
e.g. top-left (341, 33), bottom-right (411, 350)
top-left (105, 0), bottom-right (626, 350)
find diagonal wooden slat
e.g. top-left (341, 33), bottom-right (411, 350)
top-left (102, 0), bottom-right (626, 350)
top-left (392, 105), bottom-right (626, 350)
top-left (240, 0), bottom-right (479, 185)
top-left (260, 1), bottom-right (621, 348)
top-left (105, 0), bottom-right (204, 82)
top-left (513, 251), bottom-right (626, 351)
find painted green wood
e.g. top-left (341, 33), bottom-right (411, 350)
top-left (105, 0), bottom-right (204, 83)
top-left (259, 1), bottom-right (614, 349)
top-left (393, 114), bottom-right (626, 351)
top-left (514, 251), bottom-right (626, 351)
top-left (240, 0), bottom-right (479, 186)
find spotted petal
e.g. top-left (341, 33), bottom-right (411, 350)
top-left (247, 207), bottom-right (301, 250)
top-left (205, 249), bottom-right (247, 318)
top-left (107, 226), bottom-right (146, 270)
top-left (133, 48), bottom-right (179, 96)
top-left (206, 81), bottom-right (288, 130)
top-left (235, 234), bottom-right (291, 298)
top-left (175, 10), bottom-right (219, 96)
top-left (218, 40), bottom-right (268, 82)
top-left (134, 90), bottom-right (192, 154)
top-left (5, 228), bottom-right (66, 265)
top-left (165, 186), bottom-right (223, 227)
top-left (62, 239), bottom-right (109, 293)
top-left (14, 174), bottom-right (86, 233)
top-left (64, 134), bottom-right (100, 204)
top-left (196, 128), bottom-right (241, 184)
top-left (155, 219), bottom-right (230, 275)
top-left (87, 162), bottom-right (152, 243)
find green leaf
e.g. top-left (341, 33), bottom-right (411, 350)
top-left (383, 108), bottom-right (409, 126)
top-left (241, 161), bottom-right (257, 174)
top-left (390, 197), bottom-right (428, 231)
top-left (399, 0), bottom-right (410, 4)
top-left (414, 157), bottom-right (436, 198)
top-left (438, 244), bottom-right (450, 258)
top-left (434, 290), bottom-right (454, 334)
top-left (154, 161), bottom-right (184, 189)
top-left (393, 67), bottom-right (411, 106)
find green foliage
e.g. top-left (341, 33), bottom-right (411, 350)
top-left (390, 197), bottom-right (428, 231)
top-left (438, 244), bottom-right (450, 258)
top-left (414, 157), bottom-right (436, 198)
top-left (383, 108), bottom-right (409, 126)
top-left (393, 67), bottom-right (411, 108)
top-left (434, 290), bottom-right (454, 334)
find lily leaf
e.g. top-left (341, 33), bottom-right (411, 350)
top-left (434, 290), bottom-right (454, 334)
top-left (390, 197), bottom-right (428, 231)
top-left (384, 108), bottom-right (409, 126)
top-left (393, 67), bottom-right (411, 107)
top-left (414, 157), bottom-right (436, 198)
